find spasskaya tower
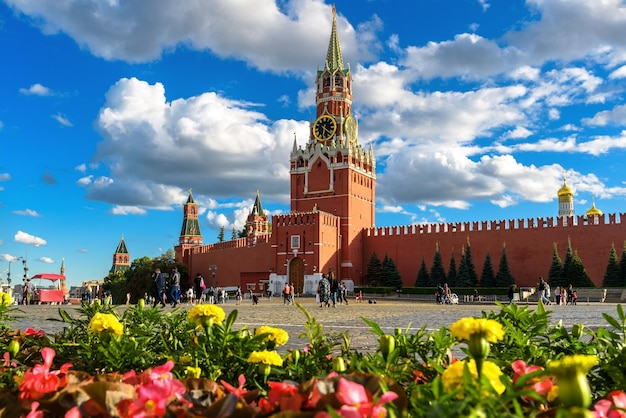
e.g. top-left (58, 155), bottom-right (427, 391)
top-left (290, 5), bottom-right (376, 281)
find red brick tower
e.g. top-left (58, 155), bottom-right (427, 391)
top-left (109, 235), bottom-right (130, 275)
top-left (290, 6), bottom-right (376, 281)
top-left (246, 190), bottom-right (269, 247)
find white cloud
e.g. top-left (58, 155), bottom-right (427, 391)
top-left (0, 173), bottom-right (11, 181)
top-left (52, 113), bottom-right (73, 127)
top-left (110, 206), bottom-right (147, 215)
top-left (19, 83), bottom-right (52, 96)
top-left (84, 77), bottom-right (303, 208)
top-left (14, 231), bottom-right (47, 246)
top-left (75, 163), bottom-right (87, 173)
top-left (609, 65), bottom-right (626, 79)
top-left (39, 257), bottom-right (54, 264)
top-left (12, 209), bottom-right (42, 217)
top-left (4, 1), bottom-right (378, 72)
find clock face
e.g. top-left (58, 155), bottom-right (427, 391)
top-left (344, 116), bottom-right (358, 143)
top-left (313, 115), bottom-right (337, 141)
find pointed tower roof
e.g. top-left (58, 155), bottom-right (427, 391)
top-left (115, 235), bottom-right (129, 254)
top-left (325, 5), bottom-right (344, 73)
top-left (186, 188), bottom-right (195, 204)
top-left (250, 190), bottom-right (265, 217)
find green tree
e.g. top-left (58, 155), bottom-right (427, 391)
top-left (447, 254), bottom-right (457, 287)
top-left (566, 250), bottom-right (595, 287)
top-left (218, 226), bottom-right (225, 242)
top-left (238, 227), bottom-right (249, 238)
top-left (125, 256), bottom-right (158, 303)
top-left (231, 228), bottom-right (237, 240)
top-left (619, 241), bottom-right (626, 286)
top-left (457, 239), bottom-right (478, 287)
top-left (415, 258), bottom-right (430, 287)
top-left (365, 252), bottom-right (382, 286)
top-left (103, 270), bottom-right (129, 305)
top-left (495, 245), bottom-right (515, 287)
top-left (602, 244), bottom-right (622, 287)
top-left (429, 243), bottom-right (446, 286)
top-left (560, 238), bottom-right (574, 287)
top-left (480, 252), bottom-right (496, 287)
top-left (381, 255), bottom-right (403, 289)
top-left (548, 243), bottom-right (562, 288)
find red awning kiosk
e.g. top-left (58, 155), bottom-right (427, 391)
top-left (31, 273), bottom-right (66, 303)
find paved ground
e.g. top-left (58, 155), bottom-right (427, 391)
top-left (6, 297), bottom-right (624, 353)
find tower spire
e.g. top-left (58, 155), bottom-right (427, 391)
top-left (325, 5), bottom-right (344, 73)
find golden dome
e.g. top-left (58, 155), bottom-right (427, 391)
top-left (557, 177), bottom-right (573, 197)
top-left (586, 196), bottom-right (603, 217)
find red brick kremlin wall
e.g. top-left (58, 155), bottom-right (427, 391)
top-left (362, 213), bottom-right (626, 288)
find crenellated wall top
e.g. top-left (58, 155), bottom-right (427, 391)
top-left (365, 213), bottom-right (626, 237)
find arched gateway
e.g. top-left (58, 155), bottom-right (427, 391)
top-left (288, 257), bottom-right (305, 294)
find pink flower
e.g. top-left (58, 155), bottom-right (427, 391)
top-left (594, 391), bottom-right (626, 418)
top-left (25, 401), bottom-right (43, 418)
top-left (511, 360), bottom-right (553, 399)
top-left (221, 374), bottom-right (247, 397)
top-left (316, 378), bottom-right (398, 418)
top-left (19, 347), bottom-right (72, 401)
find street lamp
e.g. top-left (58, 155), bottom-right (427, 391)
top-left (8, 256), bottom-right (23, 286)
top-left (209, 265), bottom-right (217, 287)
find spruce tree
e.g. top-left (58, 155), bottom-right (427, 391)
top-left (566, 250), bottom-right (595, 287)
top-left (560, 238), bottom-right (574, 288)
top-left (480, 252), bottom-right (496, 287)
top-left (619, 241), bottom-right (626, 286)
top-left (457, 238), bottom-right (478, 287)
top-left (447, 254), bottom-right (458, 287)
top-left (365, 252), bottom-right (382, 286)
top-left (457, 248), bottom-right (471, 287)
top-left (379, 254), bottom-right (392, 287)
top-left (385, 257), bottom-right (403, 289)
top-left (231, 228), bottom-right (237, 240)
top-left (548, 243), bottom-right (562, 288)
top-left (415, 258), bottom-right (430, 287)
top-left (430, 243), bottom-right (446, 286)
top-left (218, 226), bottom-right (225, 242)
top-left (602, 244), bottom-right (622, 287)
top-left (495, 245), bottom-right (515, 287)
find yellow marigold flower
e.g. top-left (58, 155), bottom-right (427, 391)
top-left (450, 317), bottom-right (505, 343)
top-left (88, 313), bottom-right (124, 336)
top-left (441, 359), bottom-right (505, 398)
top-left (0, 292), bottom-right (13, 307)
top-left (548, 355), bottom-right (597, 408)
top-left (188, 304), bottom-right (226, 327)
top-left (247, 350), bottom-right (283, 367)
top-left (186, 366), bottom-right (202, 378)
top-left (255, 326), bottom-right (289, 347)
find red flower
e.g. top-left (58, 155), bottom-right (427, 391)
top-left (24, 328), bottom-right (45, 338)
top-left (315, 378), bottom-right (398, 418)
top-left (512, 360), bottom-right (553, 399)
top-left (594, 391), bottom-right (626, 418)
top-left (267, 381), bottom-right (303, 411)
top-left (18, 347), bottom-right (72, 402)
top-left (221, 374), bottom-right (247, 397)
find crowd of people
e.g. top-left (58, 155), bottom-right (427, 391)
top-left (537, 277), bottom-right (578, 305)
top-left (316, 271), bottom-right (349, 308)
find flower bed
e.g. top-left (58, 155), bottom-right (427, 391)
top-left (1, 291), bottom-right (626, 417)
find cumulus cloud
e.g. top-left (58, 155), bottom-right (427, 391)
top-left (4, 0), bottom-right (378, 72)
top-left (83, 77), bottom-right (304, 208)
top-left (19, 83), bottom-right (52, 96)
top-left (14, 231), bottom-right (47, 246)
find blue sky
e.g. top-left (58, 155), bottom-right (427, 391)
top-left (2, 0), bottom-right (626, 288)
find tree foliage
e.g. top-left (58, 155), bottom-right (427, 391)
top-left (480, 252), bottom-right (496, 287)
top-left (379, 254), bottom-right (402, 289)
top-left (602, 244), bottom-right (622, 287)
top-left (495, 246), bottom-right (515, 287)
top-left (429, 244), bottom-right (446, 286)
top-left (547, 243), bottom-right (563, 288)
top-left (415, 258), bottom-right (429, 287)
top-left (365, 252), bottom-right (382, 287)
top-left (447, 254), bottom-right (457, 287)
